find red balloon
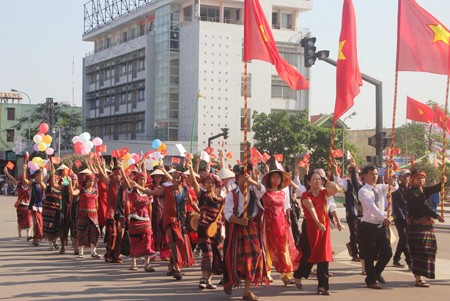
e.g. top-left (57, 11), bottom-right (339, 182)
top-left (39, 123), bottom-right (49, 134)
top-left (74, 142), bottom-right (84, 154)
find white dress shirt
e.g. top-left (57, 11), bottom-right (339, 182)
top-left (358, 183), bottom-right (397, 224)
top-left (333, 174), bottom-right (348, 192)
top-left (224, 184), bottom-right (266, 221)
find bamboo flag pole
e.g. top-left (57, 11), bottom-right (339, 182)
top-left (326, 119), bottom-right (337, 225)
top-left (386, 71), bottom-right (400, 219)
top-left (440, 75), bottom-right (450, 218)
top-left (243, 61), bottom-right (249, 219)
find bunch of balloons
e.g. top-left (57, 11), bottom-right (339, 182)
top-left (27, 156), bottom-right (47, 171)
top-left (32, 123), bottom-right (55, 155)
top-left (73, 132), bottom-right (104, 155)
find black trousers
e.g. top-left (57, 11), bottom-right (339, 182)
top-left (293, 221), bottom-right (329, 290)
top-left (393, 218), bottom-right (412, 265)
top-left (346, 215), bottom-right (359, 257)
top-left (290, 209), bottom-right (301, 249)
top-left (360, 222), bottom-right (392, 285)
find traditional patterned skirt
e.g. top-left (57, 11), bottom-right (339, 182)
top-left (223, 218), bottom-right (268, 288)
top-left (17, 205), bottom-right (32, 229)
top-left (129, 219), bottom-right (154, 258)
top-left (198, 223), bottom-right (223, 274)
top-left (407, 223), bottom-right (437, 279)
top-left (152, 197), bottom-right (170, 252)
top-left (43, 200), bottom-right (61, 241)
top-left (166, 221), bottom-right (195, 267)
top-left (31, 211), bottom-right (43, 241)
top-left (77, 215), bottom-right (100, 247)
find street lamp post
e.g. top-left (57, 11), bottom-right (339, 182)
top-left (11, 89), bottom-right (31, 146)
top-left (190, 91), bottom-right (204, 153)
top-left (342, 111), bottom-right (357, 177)
top-left (53, 128), bottom-right (61, 157)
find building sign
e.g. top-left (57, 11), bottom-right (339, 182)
top-left (0, 92), bottom-right (22, 100)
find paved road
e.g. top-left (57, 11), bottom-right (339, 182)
top-left (1, 195), bottom-right (449, 301)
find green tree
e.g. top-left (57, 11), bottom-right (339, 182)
top-left (12, 103), bottom-right (82, 152)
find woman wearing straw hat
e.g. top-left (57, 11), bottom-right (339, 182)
top-left (405, 169), bottom-right (446, 287)
top-left (293, 170), bottom-right (339, 295)
top-left (187, 158), bottom-right (224, 290)
top-left (261, 169), bottom-right (300, 286)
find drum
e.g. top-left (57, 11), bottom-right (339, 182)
top-left (186, 212), bottom-right (200, 232)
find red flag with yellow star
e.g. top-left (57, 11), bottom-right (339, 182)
top-left (244, 0), bottom-right (309, 90)
top-left (406, 96), bottom-right (434, 123)
top-left (396, 0), bottom-right (450, 74)
top-left (434, 104), bottom-right (450, 133)
top-left (333, 0), bottom-right (362, 122)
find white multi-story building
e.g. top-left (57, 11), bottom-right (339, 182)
top-left (82, 0), bottom-right (312, 160)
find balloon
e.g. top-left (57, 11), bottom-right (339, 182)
top-left (128, 158), bottom-right (135, 166)
top-left (79, 132), bottom-right (91, 143)
top-left (145, 159), bottom-right (154, 170)
top-left (157, 152), bottom-right (164, 159)
top-left (46, 148), bottom-right (55, 155)
top-left (124, 153), bottom-right (132, 161)
top-left (33, 135), bottom-right (42, 143)
top-left (28, 161), bottom-right (39, 171)
top-left (72, 136), bottom-right (80, 144)
top-left (152, 139), bottom-right (162, 150)
top-left (85, 141), bottom-right (94, 150)
top-left (33, 144), bottom-right (39, 152)
top-left (157, 143), bottom-right (166, 152)
top-left (38, 142), bottom-right (47, 152)
top-left (92, 137), bottom-right (103, 146)
top-left (81, 147), bottom-right (89, 155)
top-left (74, 142), bottom-right (84, 154)
top-left (133, 154), bottom-right (140, 163)
top-left (39, 123), bottom-right (49, 134)
top-left (42, 135), bottom-right (53, 144)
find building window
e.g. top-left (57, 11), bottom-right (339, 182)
top-left (184, 6), bottom-right (192, 22)
top-left (130, 28), bottom-right (136, 39)
top-left (200, 6), bottom-right (220, 22)
top-left (281, 13), bottom-right (293, 29)
top-left (271, 76), bottom-right (297, 100)
top-left (137, 89), bottom-right (145, 101)
top-left (138, 59), bottom-right (145, 71)
top-left (240, 108), bottom-right (252, 131)
top-left (6, 108), bottom-right (15, 120)
top-left (106, 37), bottom-right (112, 48)
top-left (240, 142), bottom-right (251, 163)
top-left (6, 129), bottom-right (14, 142)
top-left (241, 73), bottom-right (252, 97)
top-left (122, 31), bottom-right (128, 42)
top-left (272, 12), bottom-right (279, 29)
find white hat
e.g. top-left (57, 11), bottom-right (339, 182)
top-left (150, 169), bottom-right (165, 176)
top-left (399, 169), bottom-right (411, 177)
top-left (78, 168), bottom-right (93, 174)
top-left (218, 167), bottom-right (235, 180)
top-left (168, 168), bottom-right (176, 174)
top-left (56, 164), bottom-right (69, 171)
top-left (183, 170), bottom-right (200, 178)
top-left (105, 168), bottom-right (112, 173)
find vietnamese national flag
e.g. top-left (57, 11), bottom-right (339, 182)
top-left (74, 160), bottom-right (82, 168)
top-left (51, 157), bottom-right (61, 165)
top-left (6, 161), bottom-right (14, 170)
top-left (333, 0), bottom-right (362, 122)
top-left (434, 104), bottom-right (450, 133)
top-left (406, 96), bottom-right (434, 123)
top-left (386, 148), bottom-right (401, 156)
top-left (298, 161), bottom-right (308, 169)
top-left (262, 152), bottom-right (271, 163)
top-left (250, 147), bottom-right (264, 165)
top-left (171, 157), bottom-right (181, 164)
top-left (96, 145), bottom-right (107, 153)
top-left (273, 154), bottom-right (284, 162)
top-left (396, 0), bottom-right (450, 75)
top-left (244, 0), bottom-right (309, 90)
top-left (226, 152), bottom-right (233, 160)
top-left (204, 147), bottom-right (215, 155)
top-left (332, 149), bottom-right (344, 158)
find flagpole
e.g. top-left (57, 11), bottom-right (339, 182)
top-left (387, 71), bottom-right (400, 219)
top-left (327, 119), bottom-right (337, 181)
top-left (440, 75), bottom-right (450, 218)
top-left (243, 61), bottom-right (249, 219)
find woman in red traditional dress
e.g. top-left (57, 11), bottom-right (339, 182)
top-left (293, 170), bottom-right (339, 295)
top-left (261, 169), bottom-right (300, 286)
top-left (75, 174), bottom-right (101, 258)
top-left (4, 166), bottom-right (32, 240)
top-left (123, 171), bottom-right (156, 271)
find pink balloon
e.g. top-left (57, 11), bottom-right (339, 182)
top-left (27, 161), bottom-right (39, 171)
top-left (92, 137), bottom-right (103, 146)
top-left (81, 147), bottom-right (89, 155)
top-left (39, 123), bottom-right (49, 134)
top-left (46, 148), bottom-right (55, 155)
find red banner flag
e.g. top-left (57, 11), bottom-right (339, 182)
top-left (410, 155), bottom-right (415, 167)
top-left (250, 147), bottom-right (264, 165)
top-left (392, 160), bottom-right (399, 171)
top-left (121, 147), bottom-right (129, 155)
top-left (25, 151), bottom-right (29, 162)
top-left (204, 147), bottom-right (215, 155)
top-left (273, 154), bottom-right (284, 162)
top-left (51, 157), bottom-right (60, 165)
top-left (298, 161), bottom-right (309, 169)
top-left (95, 145), bottom-right (107, 153)
top-left (406, 96), bottom-right (435, 123)
top-left (6, 161), bottom-right (14, 170)
top-left (237, 159), bottom-right (242, 165)
top-left (396, 0), bottom-right (450, 75)
top-left (262, 153), bottom-right (271, 163)
top-left (226, 152), bottom-right (233, 160)
top-left (171, 157), bottom-right (181, 164)
top-left (332, 149), bottom-right (344, 158)
top-left (334, 0), bottom-right (362, 121)
top-left (74, 160), bottom-right (82, 168)
top-left (434, 104), bottom-right (450, 133)
top-left (244, 0), bottom-right (309, 90)
top-left (386, 148), bottom-right (402, 156)
top-left (303, 153), bottom-right (311, 163)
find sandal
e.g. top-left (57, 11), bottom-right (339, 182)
top-left (173, 271), bottom-right (182, 280)
top-left (78, 254), bottom-right (84, 258)
top-left (145, 265), bottom-right (155, 272)
top-left (199, 278), bottom-right (207, 289)
top-left (281, 276), bottom-right (290, 286)
top-left (91, 252), bottom-right (100, 258)
top-left (206, 282), bottom-right (217, 289)
top-left (415, 280), bottom-right (430, 287)
top-left (130, 264), bottom-right (138, 271)
top-left (242, 291), bottom-right (259, 301)
top-left (223, 284), bottom-right (232, 295)
top-left (294, 278), bottom-right (303, 289)
top-left (167, 269), bottom-right (176, 276)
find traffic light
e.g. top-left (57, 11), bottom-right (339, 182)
top-left (300, 37), bottom-right (317, 67)
top-left (221, 128), bottom-right (229, 139)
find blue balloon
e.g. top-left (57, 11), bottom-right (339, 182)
top-left (152, 139), bottom-right (162, 150)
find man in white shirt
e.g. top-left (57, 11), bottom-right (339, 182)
top-left (358, 165), bottom-right (397, 289)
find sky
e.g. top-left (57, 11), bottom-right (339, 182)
top-left (0, 0), bottom-right (449, 131)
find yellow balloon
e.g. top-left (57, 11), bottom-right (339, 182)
top-left (124, 153), bottom-right (132, 161)
top-left (42, 135), bottom-right (53, 144)
top-left (152, 160), bottom-right (159, 167)
top-left (32, 157), bottom-right (40, 163)
top-left (38, 142), bottom-right (47, 152)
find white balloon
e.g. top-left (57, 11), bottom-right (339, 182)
top-left (145, 159), bottom-right (154, 170)
top-left (128, 158), bottom-right (136, 165)
top-left (85, 141), bottom-right (94, 150)
top-left (33, 135), bottom-right (42, 143)
top-left (72, 136), bottom-right (80, 144)
top-left (79, 132), bottom-right (91, 143)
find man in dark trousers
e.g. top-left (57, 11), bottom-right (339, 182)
top-left (333, 158), bottom-right (362, 261)
top-left (391, 169), bottom-right (412, 269)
